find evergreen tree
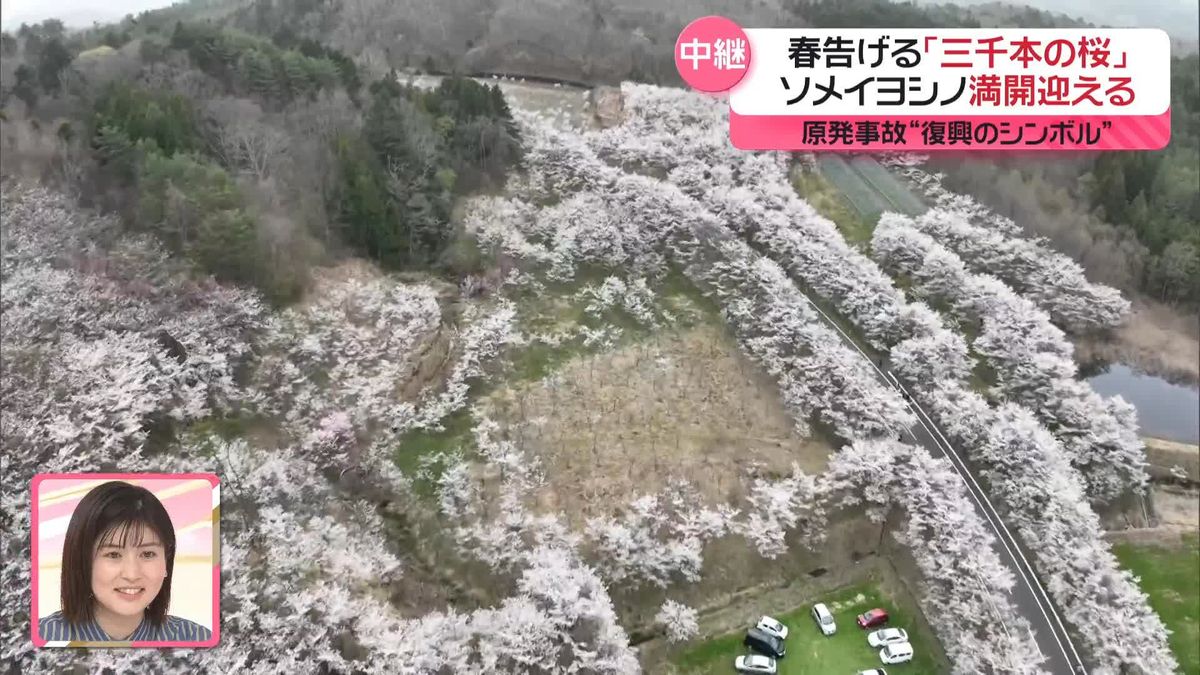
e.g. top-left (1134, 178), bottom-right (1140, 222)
top-left (13, 64), bottom-right (38, 108)
top-left (36, 38), bottom-right (72, 93)
top-left (332, 135), bottom-right (398, 263)
top-left (92, 83), bottom-right (200, 157)
top-left (92, 124), bottom-right (137, 177)
top-left (137, 149), bottom-right (259, 285)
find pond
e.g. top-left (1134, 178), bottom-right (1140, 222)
top-left (1087, 363), bottom-right (1200, 444)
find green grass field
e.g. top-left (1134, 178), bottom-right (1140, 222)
top-left (1114, 533), bottom-right (1200, 675)
top-left (790, 165), bottom-right (875, 244)
top-left (671, 583), bottom-right (944, 674)
top-left (815, 155), bottom-right (894, 223)
top-left (797, 156), bottom-right (926, 245)
top-left (847, 157), bottom-right (926, 216)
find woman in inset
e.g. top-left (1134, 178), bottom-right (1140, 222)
top-left (38, 481), bottom-right (213, 643)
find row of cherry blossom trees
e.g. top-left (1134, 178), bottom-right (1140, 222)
top-left (926, 393), bottom-right (1177, 673)
top-left (884, 322), bottom-right (1176, 673)
top-left (872, 212), bottom-right (1147, 502)
top-left (584, 83), bottom-right (1172, 674)
top-left (591, 85), bottom-right (916, 351)
top-left (824, 439), bottom-right (1049, 674)
top-left (884, 160), bottom-right (1134, 329)
top-left (880, 172), bottom-right (1130, 332)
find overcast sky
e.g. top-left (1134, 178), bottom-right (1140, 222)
top-left (1, 0), bottom-right (179, 30)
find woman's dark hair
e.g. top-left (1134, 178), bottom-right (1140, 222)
top-left (60, 481), bottom-right (176, 626)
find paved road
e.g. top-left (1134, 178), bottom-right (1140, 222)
top-left (799, 294), bottom-right (1087, 675)
top-left (685, 209), bottom-right (1084, 673)
top-left (812, 153), bottom-right (1089, 672)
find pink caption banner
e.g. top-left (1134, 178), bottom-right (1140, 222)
top-left (675, 20), bottom-right (1173, 151)
top-left (31, 473), bottom-right (220, 649)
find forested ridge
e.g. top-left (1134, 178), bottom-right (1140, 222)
top-left (1, 11), bottom-right (521, 304)
top-left (1088, 55), bottom-right (1200, 304)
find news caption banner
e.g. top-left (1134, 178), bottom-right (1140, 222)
top-left (674, 16), bottom-right (1171, 151)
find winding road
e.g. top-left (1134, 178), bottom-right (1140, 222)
top-left (809, 152), bottom-right (1090, 673)
top-left (800, 291), bottom-right (1087, 675)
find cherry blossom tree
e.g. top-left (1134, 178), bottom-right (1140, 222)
top-left (585, 495), bottom-right (707, 588)
top-left (897, 206), bottom-right (1129, 332)
top-left (248, 278), bottom-right (442, 441)
top-left (655, 599), bottom-right (700, 643)
top-left (577, 276), bottom-right (662, 327)
top-left (736, 464), bottom-right (826, 559)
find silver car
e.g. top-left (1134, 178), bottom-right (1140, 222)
top-left (811, 602), bottom-right (837, 636)
top-left (867, 627), bottom-right (909, 647)
top-left (735, 654), bottom-right (778, 674)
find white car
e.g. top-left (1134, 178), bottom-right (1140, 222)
top-left (867, 627), bottom-right (909, 647)
top-left (857, 670), bottom-right (888, 675)
top-left (734, 654), bottom-right (778, 674)
top-left (755, 615), bottom-right (789, 641)
top-left (811, 603), bottom-right (836, 636)
top-left (880, 641), bottom-right (914, 665)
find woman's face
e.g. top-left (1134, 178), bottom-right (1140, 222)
top-left (90, 523), bottom-right (167, 619)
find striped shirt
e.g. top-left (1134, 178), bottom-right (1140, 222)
top-left (39, 611), bottom-right (212, 643)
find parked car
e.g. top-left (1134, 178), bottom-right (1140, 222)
top-left (856, 670), bottom-right (888, 675)
top-left (735, 654), bottom-right (778, 674)
top-left (867, 627), bottom-right (909, 647)
top-left (880, 641), bottom-right (914, 665)
top-left (744, 627), bottom-right (786, 658)
top-left (811, 602), bottom-right (837, 636)
top-left (756, 615), bottom-right (789, 641)
top-left (857, 608), bottom-right (889, 629)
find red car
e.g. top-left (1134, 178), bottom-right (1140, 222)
top-left (856, 608), bottom-right (889, 629)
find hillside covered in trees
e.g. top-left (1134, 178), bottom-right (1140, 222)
top-left (1, 12), bottom-right (520, 304)
top-left (2, 0), bottom-right (1179, 310)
